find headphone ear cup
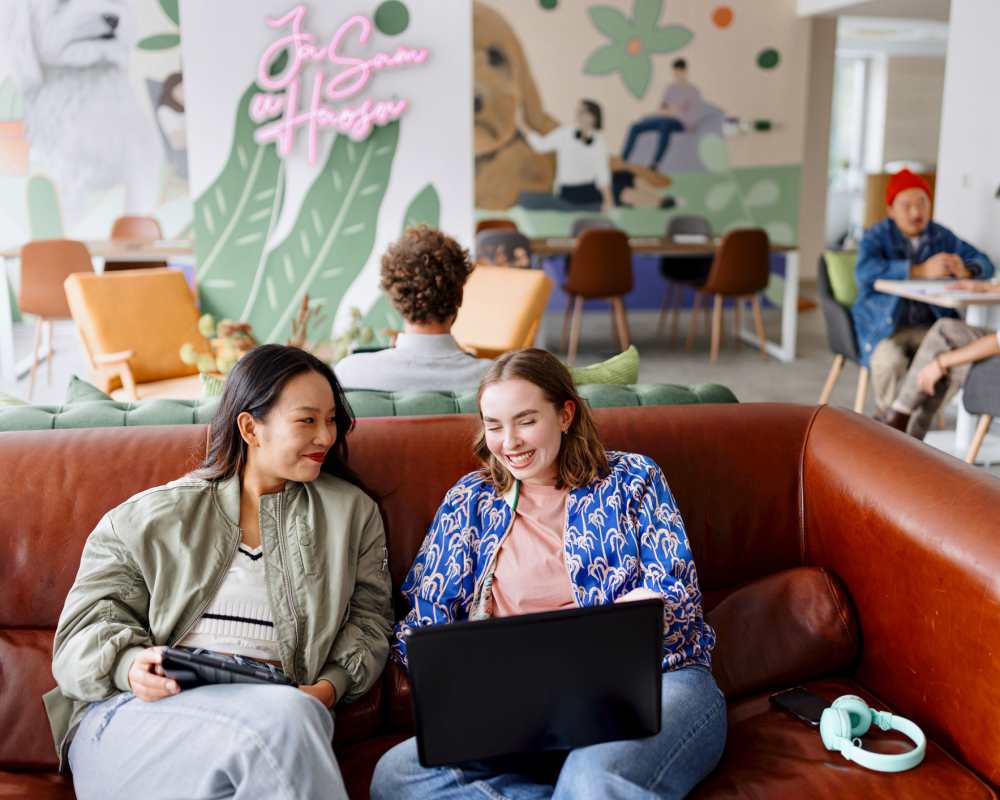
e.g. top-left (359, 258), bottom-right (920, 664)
top-left (832, 695), bottom-right (873, 737)
top-left (819, 707), bottom-right (852, 752)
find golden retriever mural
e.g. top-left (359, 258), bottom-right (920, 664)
top-left (473, 2), bottom-right (669, 212)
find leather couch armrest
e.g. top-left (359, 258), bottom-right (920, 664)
top-left (385, 660), bottom-right (415, 733)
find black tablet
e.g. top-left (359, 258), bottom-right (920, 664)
top-left (160, 646), bottom-right (296, 689)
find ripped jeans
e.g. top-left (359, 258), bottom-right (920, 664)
top-left (68, 684), bottom-right (347, 800)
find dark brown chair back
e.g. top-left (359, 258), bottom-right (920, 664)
top-left (474, 219), bottom-right (518, 235)
top-left (18, 239), bottom-right (93, 319)
top-left (702, 228), bottom-right (770, 297)
top-left (564, 228), bottom-right (633, 299)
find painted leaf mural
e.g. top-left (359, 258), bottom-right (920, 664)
top-left (194, 53), bottom-right (287, 321)
top-left (248, 121), bottom-right (401, 343)
top-left (363, 182), bottom-right (441, 342)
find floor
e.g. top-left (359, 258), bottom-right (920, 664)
top-left (3, 291), bottom-right (997, 475)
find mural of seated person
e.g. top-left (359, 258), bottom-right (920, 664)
top-left (622, 59), bottom-right (725, 174)
top-left (334, 226), bottom-right (492, 392)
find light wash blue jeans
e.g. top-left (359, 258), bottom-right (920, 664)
top-left (371, 666), bottom-right (727, 800)
top-left (68, 684), bottom-right (348, 800)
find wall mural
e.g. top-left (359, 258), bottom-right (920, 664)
top-left (473, 0), bottom-right (801, 249)
top-left (0, 0), bottom-right (190, 244)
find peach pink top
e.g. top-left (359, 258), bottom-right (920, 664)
top-left (491, 481), bottom-right (577, 617)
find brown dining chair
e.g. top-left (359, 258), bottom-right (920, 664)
top-left (17, 239), bottom-right (94, 398)
top-left (475, 218), bottom-right (518, 235)
top-left (561, 228), bottom-right (633, 364)
top-left (686, 228), bottom-right (770, 363)
top-left (107, 215), bottom-right (166, 271)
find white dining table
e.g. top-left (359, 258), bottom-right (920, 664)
top-left (0, 240), bottom-right (195, 385)
top-left (874, 278), bottom-right (1000, 463)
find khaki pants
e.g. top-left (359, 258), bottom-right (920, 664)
top-left (870, 326), bottom-right (932, 414)
top-left (891, 317), bottom-right (994, 439)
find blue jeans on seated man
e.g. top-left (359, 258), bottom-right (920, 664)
top-left (622, 116), bottom-right (685, 168)
top-left (370, 665), bottom-right (727, 800)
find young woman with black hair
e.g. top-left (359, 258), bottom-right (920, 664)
top-left (45, 344), bottom-right (393, 800)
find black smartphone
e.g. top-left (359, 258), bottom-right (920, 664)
top-left (768, 687), bottom-right (827, 726)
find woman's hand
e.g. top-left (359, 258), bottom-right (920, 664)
top-left (128, 646), bottom-right (180, 702)
top-left (917, 360), bottom-right (946, 395)
top-left (616, 587), bottom-right (661, 604)
top-left (299, 679), bottom-right (336, 708)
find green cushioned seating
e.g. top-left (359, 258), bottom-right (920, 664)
top-left (0, 378), bottom-right (738, 432)
top-left (823, 250), bottom-right (858, 306)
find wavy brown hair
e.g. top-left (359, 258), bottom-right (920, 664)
top-left (380, 225), bottom-right (473, 324)
top-left (474, 349), bottom-right (609, 493)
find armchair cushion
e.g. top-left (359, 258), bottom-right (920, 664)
top-left (567, 345), bottom-right (640, 385)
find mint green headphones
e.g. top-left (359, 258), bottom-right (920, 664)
top-left (820, 695), bottom-right (926, 772)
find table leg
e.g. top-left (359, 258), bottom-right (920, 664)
top-left (1, 256), bottom-right (15, 386)
top-left (738, 250), bottom-right (799, 362)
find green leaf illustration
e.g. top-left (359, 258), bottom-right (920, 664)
top-left (698, 134), bottom-right (729, 173)
top-left (746, 179), bottom-right (780, 208)
top-left (583, 44), bottom-right (623, 76)
top-left (364, 182), bottom-right (441, 342)
top-left (249, 122), bottom-right (401, 343)
top-left (159, 0), bottom-right (180, 26)
top-left (137, 33), bottom-right (180, 51)
top-left (194, 60), bottom-right (288, 322)
top-left (621, 53), bottom-right (652, 98)
top-left (705, 181), bottom-right (737, 213)
top-left (642, 25), bottom-right (693, 53)
top-left (588, 6), bottom-right (633, 40)
top-left (634, 0), bottom-right (663, 29)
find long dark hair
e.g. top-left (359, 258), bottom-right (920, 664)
top-left (194, 344), bottom-right (362, 488)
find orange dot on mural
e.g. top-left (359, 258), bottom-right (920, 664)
top-left (712, 6), bottom-right (733, 27)
top-left (626, 37), bottom-right (643, 55)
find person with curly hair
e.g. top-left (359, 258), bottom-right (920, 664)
top-left (335, 226), bottom-right (492, 391)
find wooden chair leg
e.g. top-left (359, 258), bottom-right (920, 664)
top-left (819, 354), bottom-right (845, 405)
top-left (670, 287), bottom-right (683, 347)
top-left (686, 292), bottom-right (703, 351)
top-left (611, 296), bottom-right (631, 352)
top-left (710, 294), bottom-right (723, 363)
top-left (45, 320), bottom-right (54, 385)
top-left (732, 299), bottom-right (741, 349)
top-left (657, 283), bottom-right (674, 336)
top-left (854, 366), bottom-right (869, 414)
top-left (26, 317), bottom-right (43, 400)
top-left (561, 296), bottom-right (574, 352)
top-left (965, 414), bottom-right (993, 464)
top-left (750, 295), bottom-right (767, 360)
top-left (567, 295), bottom-right (584, 365)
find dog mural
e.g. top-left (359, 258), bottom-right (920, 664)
top-left (4, 0), bottom-right (164, 224)
top-left (473, 2), bottom-right (670, 212)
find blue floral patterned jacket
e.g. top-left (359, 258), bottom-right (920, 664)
top-left (392, 451), bottom-right (715, 672)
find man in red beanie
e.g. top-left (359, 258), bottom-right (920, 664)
top-left (852, 168), bottom-right (994, 419)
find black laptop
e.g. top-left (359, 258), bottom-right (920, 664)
top-left (405, 599), bottom-right (664, 767)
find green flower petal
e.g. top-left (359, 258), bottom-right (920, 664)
top-left (621, 52), bottom-right (652, 99)
top-left (641, 24), bottom-right (693, 53)
top-left (584, 43), bottom-right (626, 76)
top-left (589, 6), bottom-right (635, 42)
top-left (137, 33), bottom-right (180, 51)
top-left (634, 0), bottom-right (663, 30)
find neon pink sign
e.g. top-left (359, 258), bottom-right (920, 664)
top-left (251, 4), bottom-right (430, 163)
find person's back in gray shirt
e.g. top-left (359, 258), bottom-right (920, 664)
top-left (334, 333), bottom-right (492, 392)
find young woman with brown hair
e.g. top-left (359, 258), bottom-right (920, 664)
top-left (372, 348), bottom-right (725, 800)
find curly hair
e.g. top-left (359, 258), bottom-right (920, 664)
top-left (379, 225), bottom-right (474, 324)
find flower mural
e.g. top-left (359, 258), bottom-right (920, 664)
top-left (583, 0), bottom-right (693, 98)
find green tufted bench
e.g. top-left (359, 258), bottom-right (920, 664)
top-left (0, 384), bottom-right (737, 432)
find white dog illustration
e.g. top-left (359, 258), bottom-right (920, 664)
top-left (5, 0), bottom-right (164, 224)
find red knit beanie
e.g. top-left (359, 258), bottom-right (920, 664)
top-left (886, 169), bottom-right (932, 206)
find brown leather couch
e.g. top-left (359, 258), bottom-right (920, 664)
top-left (1, 404), bottom-right (998, 799)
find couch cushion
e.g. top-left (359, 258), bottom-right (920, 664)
top-left (691, 678), bottom-right (995, 799)
top-left (568, 345), bottom-right (639, 385)
top-left (65, 376), bottom-right (111, 403)
top-left (332, 681), bottom-right (385, 750)
top-left (708, 567), bottom-right (859, 699)
top-left (0, 629), bottom-right (58, 770)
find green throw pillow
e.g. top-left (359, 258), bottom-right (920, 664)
top-left (824, 251), bottom-right (858, 307)
top-left (568, 345), bottom-right (640, 385)
top-left (65, 375), bottom-right (112, 403)
top-left (0, 392), bottom-right (27, 407)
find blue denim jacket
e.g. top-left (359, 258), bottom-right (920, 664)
top-left (852, 218), bottom-right (995, 366)
top-left (392, 451), bottom-right (715, 672)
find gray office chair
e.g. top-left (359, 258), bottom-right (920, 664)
top-left (475, 230), bottom-right (533, 268)
top-left (657, 215), bottom-right (714, 343)
top-left (571, 217), bottom-right (615, 236)
top-left (962, 356), bottom-right (1000, 463)
top-left (817, 253), bottom-right (868, 414)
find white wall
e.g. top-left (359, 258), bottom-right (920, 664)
top-left (934, 0), bottom-right (1000, 263)
top-left (883, 55), bottom-right (945, 165)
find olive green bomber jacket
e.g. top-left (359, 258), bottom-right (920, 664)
top-left (42, 471), bottom-right (393, 769)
